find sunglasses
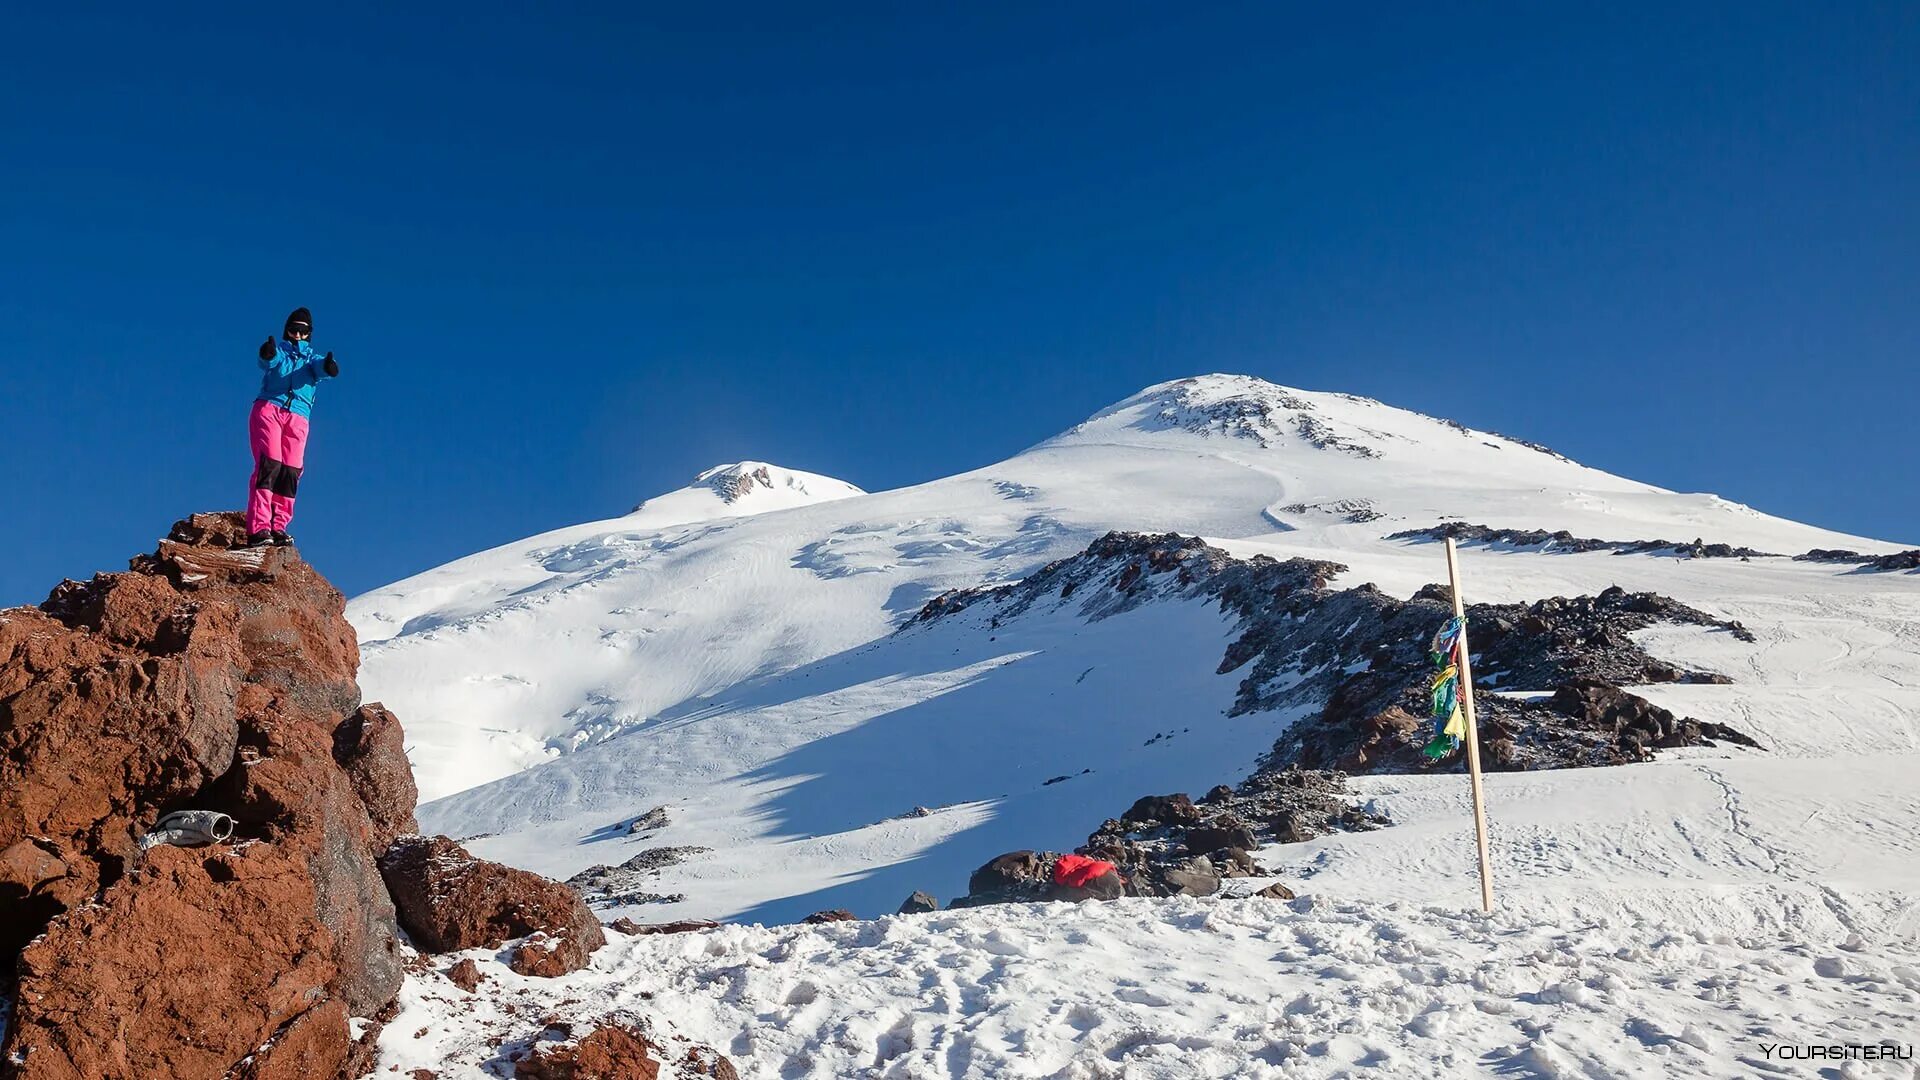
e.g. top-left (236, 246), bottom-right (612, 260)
top-left (288, 327), bottom-right (311, 337)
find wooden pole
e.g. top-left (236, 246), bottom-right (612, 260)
top-left (1444, 536), bottom-right (1496, 914)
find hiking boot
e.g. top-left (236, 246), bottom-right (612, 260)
top-left (270, 531), bottom-right (294, 547)
top-left (247, 531), bottom-right (273, 548)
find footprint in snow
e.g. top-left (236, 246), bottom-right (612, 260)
top-left (1061, 1003), bottom-right (1103, 1032)
top-left (1113, 985), bottom-right (1174, 1007)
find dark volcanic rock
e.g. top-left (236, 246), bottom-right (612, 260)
top-left (1867, 550), bottom-right (1920, 571)
top-left (379, 834), bottom-right (606, 975)
top-left (567, 845), bottom-right (710, 908)
top-left (953, 851), bottom-right (1128, 907)
top-left (624, 805), bottom-right (671, 835)
top-left (1046, 869), bottom-right (1125, 903)
top-left (959, 770), bottom-right (1358, 907)
top-left (915, 531), bottom-right (1342, 629)
top-left (951, 850), bottom-right (1058, 908)
top-left (1793, 547), bottom-right (1920, 570)
top-left (1795, 547), bottom-right (1920, 570)
top-left (1276, 499), bottom-right (1384, 524)
top-left (609, 918), bottom-right (720, 936)
top-left (1391, 522), bottom-right (1778, 560)
top-left (1160, 856), bottom-right (1221, 897)
top-left (897, 890), bottom-right (940, 914)
top-left (1249, 580), bottom-right (1759, 774)
top-left (1794, 548), bottom-right (1869, 564)
top-left (1549, 677), bottom-right (1764, 754)
top-left (1082, 767), bottom-right (1362, 898)
top-left (1786, 547), bottom-right (1918, 569)
top-left (1183, 817), bottom-right (1258, 855)
top-left (802, 908), bottom-right (858, 924)
top-left (966, 850), bottom-right (1052, 898)
top-left (1389, 522), bottom-right (1616, 554)
top-left (1121, 793), bottom-right (1202, 828)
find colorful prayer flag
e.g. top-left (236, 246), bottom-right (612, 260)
top-left (1422, 615), bottom-right (1467, 760)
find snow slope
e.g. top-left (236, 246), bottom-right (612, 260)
top-left (350, 374), bottom-right (1920, 1075)
top-left (379, 893), bottom-right (1920, 1079)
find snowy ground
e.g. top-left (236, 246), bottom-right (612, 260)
top-left (351, 376), bottom-right (1920, 1077)
top-left (380, 893), bottom-right (1920, 1079)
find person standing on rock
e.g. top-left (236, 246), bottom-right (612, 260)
top-left (247, 307), bottom-right (339, 547)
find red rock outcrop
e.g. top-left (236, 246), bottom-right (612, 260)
top-left (1, 513), bottom-right (617, 1078)
top-left (0, 514), bottom-right (413, 1078)
top-left (1, 573), bottom-right (244, 956)
top-left (333, 702), bottom-right (421, 851)
top-left (445, 957), bottom-right (485, 992)
top-left (9, 842), bottom-right (344, 1080)
top-left (680, 1046), bottom-right (741, 1080)
top-left (514, 1024), bottom-right (662, 1080)
top-left (203, 680), bottom-right (406, 1015)
top-left (509, 930), bottom-right (599, 978)
top-left (233, 997), bottom-right (357, 1080)
top-left (378, 834), bottom-right (605, 975)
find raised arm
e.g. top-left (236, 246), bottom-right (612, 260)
top-left (287, 350), bottom-right (339, 387)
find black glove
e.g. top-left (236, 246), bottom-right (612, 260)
top-left (323, 352), bottom-right (339, 378)
top-left (259, 337), bottom-right (276, 361)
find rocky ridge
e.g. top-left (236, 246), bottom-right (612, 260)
top-left (916, 531), bottom-right (1761, 776)
top-left (1793, 548), bottom-right (1920, 571)
top-left (1390, 521), bottom-right (1779, 559)
top-left (1402, 523), bottom-right (1920, 570)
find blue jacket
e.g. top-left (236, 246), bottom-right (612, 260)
top-left (257, 338), bottom-right (334, 418)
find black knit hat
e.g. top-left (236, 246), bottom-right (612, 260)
top-left (284, 307), bottom-right (313, 337)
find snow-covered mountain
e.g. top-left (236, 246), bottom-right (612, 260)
top-left (348, 374), bottom-right (1917, 938)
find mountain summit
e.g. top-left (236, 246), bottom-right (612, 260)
top-left (626, 461), bottom-right (865, 530)
top-left (1050, 374), bottom-right (1551, 460)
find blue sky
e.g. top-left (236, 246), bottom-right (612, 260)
top-left (2, 4), bottom-right (1913, 604)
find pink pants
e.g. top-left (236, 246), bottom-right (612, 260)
top-left (247, 400), bottom-right (310, 534)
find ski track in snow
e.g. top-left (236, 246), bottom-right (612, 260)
top-left (348, 376), bottom-right (1920, 1077)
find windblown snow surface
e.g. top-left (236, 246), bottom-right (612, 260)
top-left (353, 376), bottom-right (1920, 1077)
